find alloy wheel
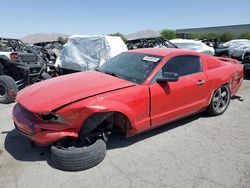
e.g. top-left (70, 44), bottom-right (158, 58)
top-left (212, 86), bottom-right (230, 114)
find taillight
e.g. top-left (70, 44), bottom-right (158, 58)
top-left (10, 53), bottom-right (18, 61)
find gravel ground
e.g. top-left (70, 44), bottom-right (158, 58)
top-left (0, 79), bottom-right (250, 188)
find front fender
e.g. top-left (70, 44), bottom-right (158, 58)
top-left (84, 99), bottom-right (136, 127)
top-left (57, 98), bottom-right (136, 131)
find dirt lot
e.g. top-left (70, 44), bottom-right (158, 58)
top-left (0, 80), bottom-right (250, 188)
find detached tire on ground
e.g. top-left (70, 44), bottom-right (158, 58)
top-left (51, 139), bottom-right (106, 171)
top-left (0, 75), bottom-right (18, 104)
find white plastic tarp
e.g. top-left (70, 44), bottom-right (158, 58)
top-left (55, 35), bottom-right (128, 71)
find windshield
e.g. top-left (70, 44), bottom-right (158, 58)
top-left (98, 52), bottom-right (162, 84)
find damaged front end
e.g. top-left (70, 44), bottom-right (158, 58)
top-left (12, 103), bottom-right (78, 145)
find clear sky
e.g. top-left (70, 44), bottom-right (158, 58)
top-left (1, 0), bottom-right (250, 38)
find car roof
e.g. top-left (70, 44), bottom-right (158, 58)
top-left (170, 39), bottom-right (202, 44)
top-left (127, 37), bottom-right (162, 41)
top-left (128, 48), bottom-right (201, 57)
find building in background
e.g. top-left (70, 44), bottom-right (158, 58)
top-left (176, 24), bottom-right (250, 39)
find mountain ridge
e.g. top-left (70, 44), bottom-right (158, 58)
top-left (20, 29), bottom-right (162, 43)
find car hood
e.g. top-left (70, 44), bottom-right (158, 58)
top-left (17, 71), bottom-right (135, 113)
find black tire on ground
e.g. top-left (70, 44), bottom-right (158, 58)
top-left (51, 139), bottom-right (106, 171)
top-left (207, 85), bottom-right (230, 116)
top-left (0, 75), bottom-right (18, 104)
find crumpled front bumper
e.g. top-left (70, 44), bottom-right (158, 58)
top-left (12, 103), bottom-right (78, 145)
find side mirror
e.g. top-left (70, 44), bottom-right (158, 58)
top-left (156, 72), bottom-right (179, 83)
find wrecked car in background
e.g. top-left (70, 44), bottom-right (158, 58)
top-left (32, 41), bottom-right (63, 63)
top-left (55, 35), bottom-right (128, 74)
top-left (216, 39), bottom-right (250, 59)
top-left (13, 48), bottom-right (243, 171)
top-left (0, 38), bottom-right (50, 103)
top-left (170, 39), bottom-right (215, 55)
top-left (242, 51), bottom-right (250, 77)
top-left (215, 39), bottom-right (250, 77)
top-left (126, 37), bottom-right (177, 50)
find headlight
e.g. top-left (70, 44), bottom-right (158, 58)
top-left (39, 113), bottom-right (67, 125)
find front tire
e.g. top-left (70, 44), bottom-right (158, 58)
top-left (207, 85), bottom-right (230, 116)
top-left (0, 75), bottom-right (18, 104)
top-left (51, 138), bottom-right (106, 171)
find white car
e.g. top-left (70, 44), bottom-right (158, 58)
top-left (221, 39), bottom-right (250, 58)
top-left (170, 39), bottom-right (215, 55)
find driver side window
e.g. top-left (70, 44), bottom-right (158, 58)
top-left (163, 55), bottom-right (201, 76)
top-left (153, 55), bottom-right (202, 83)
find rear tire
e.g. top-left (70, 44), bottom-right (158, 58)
top-left (207, 85), bottom-right (230, 116)
top-left (0, 75), bottom-right (18, 104)
top-left (51, 139), bottom-right (106, 171)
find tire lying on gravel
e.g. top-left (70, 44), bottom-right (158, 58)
top-left (0, 75), bottom-right (18, 104)
top-left (51, 139), bottom-right (106, 171)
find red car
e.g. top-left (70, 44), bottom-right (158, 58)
top-left (12, 48), bottom-right (243, 171)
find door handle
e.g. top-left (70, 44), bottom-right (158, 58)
top-left (196, 80), bottom-right (205, 85)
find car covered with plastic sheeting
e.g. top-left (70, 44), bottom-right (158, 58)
top-left (55, 35), bottom-right (128, 74)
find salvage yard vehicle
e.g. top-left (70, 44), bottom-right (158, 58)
top-left (242, 51), bottom-right (250, 77)
top-left (170, 39), bottom-right (215, 55)
top-left (126, 37), bottom-right (177, 50)
top-left (55, 35), bottom-right (128, 74)
top-left (214, 39), bottom-right (250, 77)
top-left (215, 39), bottom-right (250, 60)
top-left (12, 48), bottom-right (243, 171)
top-left (0, 38), bottom-right (50, 104)
top-left (32, 41), bottom-right (63, 63)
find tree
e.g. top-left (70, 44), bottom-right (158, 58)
top-left (240, 32), bottom-right (250, 39)
top-left (198, 32), bottom-right (218, 40)
top-left (188, 33), bottom-right (198, 39)
top-left (160, 29), bottom-right (176, 40)
top-left (219, 32), bottom-right (235, 42)
top-left (57, 36), bottom-right (68, 44)
top-left (109, 32), bottom-right (127, 42)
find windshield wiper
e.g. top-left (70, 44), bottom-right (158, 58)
top-left (95, 68), bottom-right (123, 79)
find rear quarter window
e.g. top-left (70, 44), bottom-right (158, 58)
top-left (206, 57), bottom-right (221, 70)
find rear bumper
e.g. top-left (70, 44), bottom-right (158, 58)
top-left (12, 104), bottom-right (78, 145)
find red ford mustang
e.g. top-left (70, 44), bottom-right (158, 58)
top-left (12, 48), bottom-right (243, 171)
